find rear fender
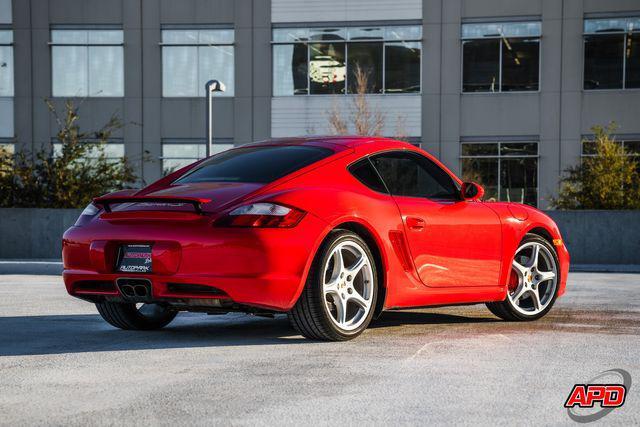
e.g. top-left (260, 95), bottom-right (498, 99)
top-left (284, 214), bottom-right (391, 311)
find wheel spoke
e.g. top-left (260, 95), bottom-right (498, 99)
top-left (529, 245), bottom-right (540, 268)
top-left (538, 270), bottom-right (556, 283)
top-left (324, 276), bottom-right (340, 292)
top-left (512, 260), bottom-right (528, 276)
top-left (530, 288), bottom-right (542, 310)
top-left (348, 289), bottom-right (369, 310)
top-left (333, 294), bottom-right (347, 325)
top-left (511, 284), bottom-right (527, 305)
top-left (334, 248), bottom-right (345, 274)
top-left (346, 256), bottom-right (367, 278)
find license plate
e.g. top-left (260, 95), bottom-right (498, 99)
top-left (117, 244), bottom-right (152, 273)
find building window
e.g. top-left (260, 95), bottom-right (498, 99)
top-left (50, 27), bottom-right (124, 97)
top-left (272, 24), bottom-right (421, 96)
top-left (460, 141), bottom-right (538, 206)
top-left (462, 22), bottom-right (541, 92)
top-left (161, 28), bottom-right (234, 97)
top-left (161, 139), bottom-right (233, 175)
top-left (584, 18), bottom-right (640, 90)
top-left (0, 0), bottom-right (10, 24)
top-left (0, 29), bottom-right (12, 137)
top-left (582, 138), bottom-right (640, 157)
top-left (53, 140), bottom-right (125, 164)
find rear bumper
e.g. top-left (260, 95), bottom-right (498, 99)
top-left (62, 214), bottom-right (328, 311)
top-left (62, 270), bottom-right (301, 311)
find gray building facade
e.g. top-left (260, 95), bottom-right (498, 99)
top-left (1, 0), bottom-right (640, 208)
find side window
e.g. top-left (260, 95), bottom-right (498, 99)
top-left (348, 158), bottom-right (388, 193)
top-left (370, 151), bottom-right (459, 200)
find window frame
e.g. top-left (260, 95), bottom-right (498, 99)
top-left (160, 25), bottom-right (235, 98)
top-left (460, 21), bottom-right (542, 94)
top-left (271, 23), bottom-right (423, 97)
top-left (48, 26), bottom-right (125, 98)
top-left (366, 149), bottom-right (462, 201)
top-left (582, 17), bottom-right (640, 91)
top-left (459, 141), bottom-right (539, 206)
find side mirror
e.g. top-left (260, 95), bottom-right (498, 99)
top-left (461, 182), bottom-right (485, 201)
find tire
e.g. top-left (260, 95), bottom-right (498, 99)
top-left (487, 233), bottom-right (561, 321)
top-left (96, 302), bottom-right (177, 330)
top-left (288, 230), bottom-right (378, 341)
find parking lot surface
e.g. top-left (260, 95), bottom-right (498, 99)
top-left (0, 273), bottom-right (638, 426)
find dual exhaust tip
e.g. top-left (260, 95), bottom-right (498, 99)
top-left (116, 278), bottom-right (152, 301)
top-left (120, 284), bottom-right (149, 298)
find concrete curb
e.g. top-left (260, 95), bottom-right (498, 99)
top-left (570, 264), bottom-right (640, 273)
top-left (0, 260), bottom-right (63, 275)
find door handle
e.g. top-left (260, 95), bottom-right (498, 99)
top-left (406, 216), bottom-right (426, 231)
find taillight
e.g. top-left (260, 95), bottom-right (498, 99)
top-left (214, 203), bottom-right (305, 228)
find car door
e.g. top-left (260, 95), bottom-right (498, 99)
top-left (370, 150), bottom-right (502, 288)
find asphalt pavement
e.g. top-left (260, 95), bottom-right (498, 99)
top-left (0, 273), bottom-right (638, 426)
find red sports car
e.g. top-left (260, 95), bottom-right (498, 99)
top-left (62, 137), bottom-right (570, 341)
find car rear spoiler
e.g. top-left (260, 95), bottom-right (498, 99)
top-left (93, 195), bottom-right (212, 214)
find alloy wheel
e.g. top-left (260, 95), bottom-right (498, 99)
top-left (508, 241), bottom-right (558, 316)
top-left (322, 240), bottom-right (374, 331)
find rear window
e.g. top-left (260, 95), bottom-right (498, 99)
top-left (175, 145), bottom-right (334, 184)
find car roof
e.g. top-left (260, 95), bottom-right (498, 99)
top-left (243, 135), bottom-right (409, 150)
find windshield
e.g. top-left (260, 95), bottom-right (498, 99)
top-left (175, 145), bottom-right (334, 184)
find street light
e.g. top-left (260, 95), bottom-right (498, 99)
top-left (205, 79), bottom-right (226, 157)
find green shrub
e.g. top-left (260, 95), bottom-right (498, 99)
top-left (0, 99), bottom-right (137, 208)
top-left (552, 123), bottom-right (640, 209)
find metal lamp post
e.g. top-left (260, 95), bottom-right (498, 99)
top-left (205, 79), bottom-right (226, 157)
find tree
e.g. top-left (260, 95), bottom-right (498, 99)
top-left (327, 64), bottom-right (406, 138)
top-left (552, 123), bottom-right (640, 209)
top-left (0, 99), bottom-right (137, 208)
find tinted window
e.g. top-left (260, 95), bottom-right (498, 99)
top-left (176, 145), bottom-right (333, 184)
top-left (348, 158), bottom-right (388, 193)
top-left (370, 152), bottom-right (459, 200)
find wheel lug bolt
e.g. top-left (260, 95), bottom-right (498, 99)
top-left (347, 275), bottom-right (352, 281)
top-left (341, 293), bottom-right (345, 299)
top-left (347, 288), bottom-right (353, 294)
top-left (340, 273), bottom-right (344, 278)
